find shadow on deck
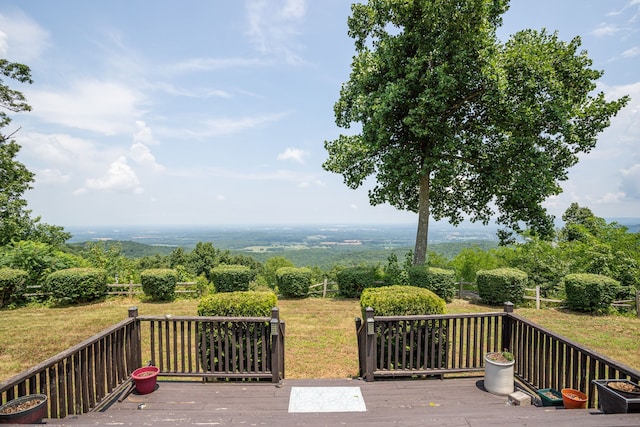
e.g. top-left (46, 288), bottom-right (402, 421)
top-left (52, 377), bottom-right (640, 426)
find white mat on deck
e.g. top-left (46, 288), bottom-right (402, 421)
top-left (288, 387), bottom-right (367, 413)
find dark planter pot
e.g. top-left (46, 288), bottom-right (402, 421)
top-left (536, 388), bottom-right (563, 407)
top-left (132, 366), bottom-right (160, 394)
top-left (593, 379), bottom-right (640, 414)
top-left (0, 394), bottom-right (48, 424)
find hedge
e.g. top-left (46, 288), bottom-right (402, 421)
top-left (276, 267), bottom-right (312, 298)
top-left (211, 264), bottom-right (256, 293)
top-left (197, 290), bottom-right (277, 317)
top-left (0, 268), bottom-right (28, 308)
top-left (476, 268), bottom-right (527, 306)
top-left (336, 266), bottom-right (381, 298)
top-left (360, 285), bottom-right (446, 317)
top-left (141, 268), bottom-right (177, 301)
top-left (407, 266), bottom-right (457, 302)
top-left (564, 273), bottom-right (621, 313)
top-left (45, 268), bottom-right (107, 305)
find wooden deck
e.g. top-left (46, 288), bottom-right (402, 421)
top-left (47, 377), bottom-right (640, 426)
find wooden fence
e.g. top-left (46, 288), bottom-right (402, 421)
top-left (0, 307), bottom-right (285, 418)
top-left (524, 287), bottom-right (640, 317)
top-left (356, 303), bottom-right (640, 408)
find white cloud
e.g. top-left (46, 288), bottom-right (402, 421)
top-left (161, 112), bottom-right (289, 138)
top-left (26, 79), bottom-right (145, 135)
top-left (277, 147), bottom-right (307, 163)
top-left (133, 121), bottom-right (157, 145)
top-left (620, 163), bottom-right (640, 199)
top-left (246, 0), bottom-right (306, 64)
top-left (36, 168), bottom-right (69, 185)
top-left (622, 46), bottom-right (640, 58)
top-left (153, 82), bottom-right (233, 99)
top-left (169, 57), bottom-right (264, 73)
top-left (350, 204), bottom-right (358, 209)
top-left (130, 143), bottom-right (165, 172)
top-left (592, 23), bottom-right (620, 37)
top-left (77, 156), bottom-right (143, 194)
top-left (0, 10), bottom-right (50, 61)
top-left (20, 132), bottom-right (115, 171)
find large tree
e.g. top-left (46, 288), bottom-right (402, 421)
top-left (0, 59), bottom-right (69, 246)
top-left (323, 0), bottom-right (629, 265)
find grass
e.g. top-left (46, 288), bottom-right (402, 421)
top-left (0, 297), bottom-right (639, 382)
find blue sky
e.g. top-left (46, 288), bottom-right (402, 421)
top-left (1, 0), bottom-right (639, 227)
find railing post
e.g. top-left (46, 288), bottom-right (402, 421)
top-left (270, 307), bottom-right (281, 384)
top-left (323, 278), bottom-right (328, 298)
top-left (365, 307), bottom-right (376, 382)
top-left (502, 302), bottom-right (513, 353)
top-left (128, 307), bottom-right (142, 369)
top-left (535, 285), bottom-right (541, 310)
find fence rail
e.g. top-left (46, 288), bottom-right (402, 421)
top-left (356, 303), bottom-right (640, 409)
top-left (0, 307), bottom-right (285, 418)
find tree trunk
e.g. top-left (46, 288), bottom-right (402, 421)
top-left (413, 172), bottom-right (431, 266)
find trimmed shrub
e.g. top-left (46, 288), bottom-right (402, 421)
top-left (197, 290), bottom-right (277, 317)
top-left (360, 285), bottom-right (446, 371)
top-left (45, 268), bottom-right (107, 304)
top-left (141, 268), bottom-right (177, 301)
top-left (0, 268), bottom-right (28, 307)
top-left (336, 266), bottom-right (381, 298)
top-left (407, 266), bottom-right (457, 302)
top-left (211, 265), bottom-right (256, 293)
top-left (276, 267), bottom-right (312, 298)
top-left (477, 268), bottom-right (527, 306)
top-left (360, 285), bottom-right (446, 317)
top-left (564, 273), bottom-right (621, 313)
top-left (197, 291), bottom-right (277, 372)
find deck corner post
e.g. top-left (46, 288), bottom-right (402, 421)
top-left (128, 306), bottom-right (138, 318)
top-left (501, 302), bottom-right (513, 354)
top-left (365, 307), bottom-right (376, 382)
top-left (503, 302), bottom-right (514, 313)
top-left (270, 307), bottom-right (282, 384)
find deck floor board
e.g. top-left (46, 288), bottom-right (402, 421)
top-left (49, 377), bottom-right (640, 426)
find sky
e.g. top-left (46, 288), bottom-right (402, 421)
top-left (0, 0), bottom-right (638, 228)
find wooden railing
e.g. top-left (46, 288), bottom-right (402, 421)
top-left (357, 303), bottom-right (640, 408)
top-left (0, 307), bottom-right (285, 418)
top-left (0, 316), bottom-right (140, 419)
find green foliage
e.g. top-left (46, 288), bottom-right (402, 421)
top-left (383, 252), bottom-right (406, 286)
top-left (45, 267), bottom-right (107, 305)
top-left (336, 265), bottom-right (381, 298)
top-left (275, 267), bottom-right (312, 298)
top-left (141, 268), bottom-right (177, 301)
top-left (323, 1), bottom-right (628, 264)
top-left (477, 268), bottom-right (528, 306)
top-left (407, 266), bottom-right (456, 302)
top-left (564, 273), bottom-right (621, 313)
top-left (0, 267), bottom-right (27, 307)
top-left (197, 291), bottom-right (277, 317)
top-left (210, 264), bottom-right (256, 293)
top-left (450, 246), bottom-right (504, 282)
top-left (360, 285), bottom-right (446, 317)
top-left (263, 256), bottom-right (295, 289)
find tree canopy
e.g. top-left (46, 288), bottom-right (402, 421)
top-left (0, 59), bottom-right (70, 246)
top-left (323, 0), bottom-right (629, 265)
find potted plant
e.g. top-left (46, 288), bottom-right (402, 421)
top-left (592, 379), bottom-right (640, 414)
top-left (536, 388), bottom-right (563, 407)
top-left (561, 388), bottom-right (587, 409)
top-left (484, 350), bottom-right (515, 395)
top-left (132, 365), bottom-right (160, 394)
top-left (0, 394), bottom-right (48, 424)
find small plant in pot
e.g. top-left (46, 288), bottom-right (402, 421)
top-left (484, 350), bottom-right (515, 395)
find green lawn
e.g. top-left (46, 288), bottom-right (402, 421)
top-left (0, 297), bottom-right (638, 381)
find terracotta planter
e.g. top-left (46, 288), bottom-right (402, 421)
top-left (0, 394), bottom-right (48, 424)
top-left (561, 388), bottom-right (587, 409)
top-left (132, 366), bottom-right (160, 394)
top-left (484, 352), bottom-right (515, 395)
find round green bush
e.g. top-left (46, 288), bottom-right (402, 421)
top-left (360, 285), bottom-right (446, 317)
top-left (276, 267), bottom-right (312, 298)
top-left (477, 268), bottom-right (527, 306)
top-left (336, 266), bottom-right (381, 298)
top-left (407, 266), bottom-right (456, 302)
top-left (197, 291), bottom-right (277, 317)
top-left (564, 273), bottom-right (621, 313)
top-left (210, 264), bottom-right (256, 293)
top-left (45, 268), bottom-right (107, 304)
top-left (141, 268), bottom-right (177, 301)
top-left (0, 268), bottom-right (28, 307)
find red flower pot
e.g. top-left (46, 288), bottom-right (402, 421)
top-left (561, 388), bottom-right (587, 409)
top-left (132, 366), bottom-right (160, 394)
